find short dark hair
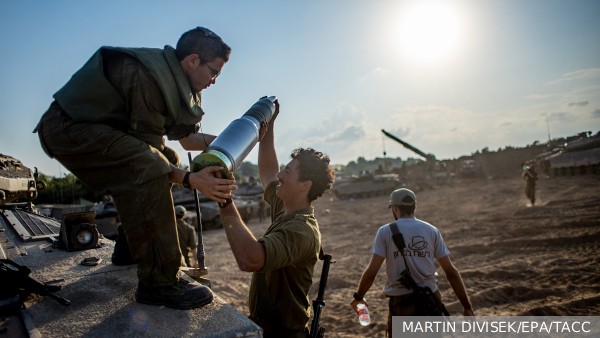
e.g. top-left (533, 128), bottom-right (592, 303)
top-left (290, 148), bottom-right (335, 202)
top-left (397, 205), bottom-right (416, 216)
top-left (175, 26), bottom-right (231, 63)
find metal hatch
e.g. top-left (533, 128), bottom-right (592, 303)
top-left (1, 209), bottom-right (60, 241)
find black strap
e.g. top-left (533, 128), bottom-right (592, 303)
top-left (182, 171), bottom-right (191, 189)
top-left (389, 222), bottom-right (404, 249)
top-left (390, 222), bottom-right (411, 272)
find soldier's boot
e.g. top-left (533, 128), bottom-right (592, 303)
top-left (135, 279), bottom-right (214, 309)
top-left (111, 224), bottom-right (134, 266)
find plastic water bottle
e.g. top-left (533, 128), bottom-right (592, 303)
top-left (356, 303), bottom-right (370, 326)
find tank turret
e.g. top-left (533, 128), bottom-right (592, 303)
top-left (332, 173), bottom-right (400, 200)
top-left (0, 154), bottom-right (45, 204)
top-left (543, 131), bottom-right (600, 176)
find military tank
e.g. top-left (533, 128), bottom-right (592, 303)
top-left (0, 154), bottom-right (45, 204)
top-left (381, 129), bottom-right (454, 189)
top-left (542, 131), bottom-right (600, 176)
top-left (333, 173), bottom-right (401, 200)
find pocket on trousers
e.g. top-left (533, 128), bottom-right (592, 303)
top-left (37, 123), bottom-right (55, 159)
top-left (101, 135), bottom-right (171, 185)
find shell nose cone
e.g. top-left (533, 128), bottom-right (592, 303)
top-left (244, 96), bottom-right (278, 123)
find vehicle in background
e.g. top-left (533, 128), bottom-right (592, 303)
top-left (172, 181), bottom-right (264, 230)
top-left (381, 129), bottom-right (454, 190)
top-left (332, 173), bottom-right (400, 200)
top-left (458, 159), bottom-right (483, 178)
top-left (1, 154), bottom-right (46, 204)
top-left (540, 131), bottom-right (600, 176)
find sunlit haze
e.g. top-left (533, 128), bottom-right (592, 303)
top-left (393, 0), bottom-right (468, 66)
top-left (1, 0), bottom-right (599, 177)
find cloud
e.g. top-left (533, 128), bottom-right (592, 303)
top-left (387, 105), bottom-right (479, 137)
top-left (547, 68), bottom-right (600, 85)
top-left (281, 103), bottom-right (365, 139)
top-left (274, 102), bottom-right (372, 163)
top-left (528, 83), bottom-right (600, 107)
top-left (380, 105), bottom-right (505, 159)
top-left (567, 100), bottom-right (589, 107)
top-left (382, 126), bottom-right (411, 139)
top-left (353, 67), bottom-right (391, 84)
top-left (526, 93), bottom-right (556, 100)
top-left (276, 97), bottom-right (598, 166)
top-left (542, 111), bottom-right (571, 122)
top-left (325, 125), bottom-right (365, 142)
top-left (319, 102), bottom-right (368, 133)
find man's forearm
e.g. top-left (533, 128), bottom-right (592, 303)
top-left (168, 165), bottom-right (185, 185)
top-left (179, 133), bottom-right (217, 151)
top-left (258, 124), bottom-right (278, 188)
top-left (446, 270), bottom-right (473, 311)
top-left (356, 273), bottom-right (376, 299)
top-left (355, 254), bottom-right (385, 299)
top-left (220, 203), bottom-right (266, 272)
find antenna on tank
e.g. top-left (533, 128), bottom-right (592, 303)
top-left (382, 132), bottom-right (388, 172)
top-left (545, 116), bottom-right (552, 143)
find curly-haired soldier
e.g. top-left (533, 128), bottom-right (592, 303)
top-left (219, 101), bottom-right (335, 337)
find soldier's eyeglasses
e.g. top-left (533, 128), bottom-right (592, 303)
top-left (205, 63), bottom-right (220, 79)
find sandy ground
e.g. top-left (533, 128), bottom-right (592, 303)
top-left (200, 175), bottom-right (600, 337)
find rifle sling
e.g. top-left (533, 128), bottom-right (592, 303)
top-left (389, 222), bottom-right (411, 272)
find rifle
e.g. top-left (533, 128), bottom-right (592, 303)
top-left (309, 249), bottom-right (334, 338)
top-left (398, 269), bottom-right (450, 316)
top-left (0, 259), bottom-right (70, 306)
top-left (188, 152), bottom-right (207, 271)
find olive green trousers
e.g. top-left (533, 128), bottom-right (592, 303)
top-left (36, 102), bottom-right (183, 288)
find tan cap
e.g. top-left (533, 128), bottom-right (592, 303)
top-left (389, 188), bottom-right (416, 207)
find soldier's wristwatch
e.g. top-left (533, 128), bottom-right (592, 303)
top-left (182, 172), bottom-right (191, 189)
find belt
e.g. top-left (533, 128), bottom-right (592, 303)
top-left (389, 293), bottom-right (416, 302)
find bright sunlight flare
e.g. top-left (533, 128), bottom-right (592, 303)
top-left (394, 1), bottom-right (467, 67)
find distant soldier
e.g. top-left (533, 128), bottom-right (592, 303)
top-left (522, 165), bottom-right (538, 206)
top-left (257, 199), bottom-right (266, 222)
top-left (175, 205), bottom-right (198, 268)
top-left (351, 188), bottom-right (474, 336)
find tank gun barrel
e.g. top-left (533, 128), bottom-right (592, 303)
top-left (381, 129), bottom-right (435, 161)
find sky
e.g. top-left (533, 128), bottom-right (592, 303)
top-left (1, 0), bottom-right (599, 177)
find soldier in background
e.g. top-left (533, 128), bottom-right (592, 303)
top-left (522, 165), bottom-right (538, 206)
top-left (257, 199), bottom-right (267, 222)
top-left (175, 205), bottom-right (198, 268)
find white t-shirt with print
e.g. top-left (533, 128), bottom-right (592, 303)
top-left (371, 217), bottom-right (449, 296)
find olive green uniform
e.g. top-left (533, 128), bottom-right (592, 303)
top-left (249, 182), bottom-right (321, 337)
top-left (523, 168), bottom-right (538, 205)
top-left (35, 46), bottom-right (203, 288)
top-left (176, 219), bottom-right (198, 267)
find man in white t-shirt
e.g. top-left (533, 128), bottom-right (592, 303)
top-left (351, 188), bottom-right (474, 336)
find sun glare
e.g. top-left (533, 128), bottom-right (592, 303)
top-left (393, 1), bottom-right (467, 67)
